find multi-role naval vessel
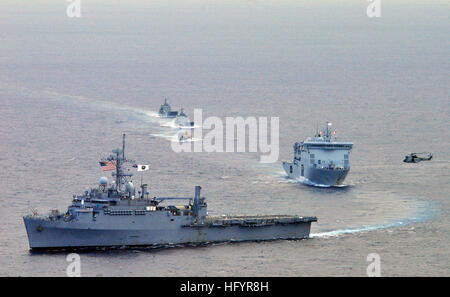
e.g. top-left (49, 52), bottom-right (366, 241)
top-left (24, 135), bottom-right (317, 250)
top-left (159, 99), bottom-right (194, 127)
top-left (283, 122), bottom-right (353, 186)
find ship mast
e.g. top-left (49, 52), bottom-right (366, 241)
top-left (123, 133), bottom-right (125, 161)
top-left (110, 133), bottom-right (133, 192)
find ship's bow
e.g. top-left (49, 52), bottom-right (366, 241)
top-left (307, 167), bottom-right (350, 186)
top-left (23, 216), bottom-right (45, 249)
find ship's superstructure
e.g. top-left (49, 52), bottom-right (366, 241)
top-left (24, 135), bottom-right (316, 250)
top-left (283, 122), bottom-right (353, 186)
top-left (159, 99), bottom-right (194, 127)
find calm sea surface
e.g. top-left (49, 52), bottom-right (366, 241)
top-left (0, 1), bottom-right (448, 276)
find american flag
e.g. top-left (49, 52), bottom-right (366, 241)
top-left (99, 161), bottom-right (116, 171)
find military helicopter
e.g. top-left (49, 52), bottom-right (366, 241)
top-left (403, 152), bottom-right (433, 163)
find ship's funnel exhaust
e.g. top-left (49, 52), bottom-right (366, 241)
top-left (193, 186), bottom-right (202, 217)
top-left (194, 186), bottom-right (201, 202)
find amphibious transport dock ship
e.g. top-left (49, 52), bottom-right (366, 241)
top-left (24, 135), bottom-right (316, 250)
top-left (283, 122), bottom-right (353, 186)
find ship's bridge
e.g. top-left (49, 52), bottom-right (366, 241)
top-left (303, 141), bottom-right (353, 150)
top-left (294, 138), bottom-right (353, 171)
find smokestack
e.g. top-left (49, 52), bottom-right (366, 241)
top-left (195, 186), bottom-right (201, 201)
top-left (122, 133), bottom-right (126, 160)
top-left (193, 186), bottom-right (202, 216)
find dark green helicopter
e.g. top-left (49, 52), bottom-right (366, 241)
top-left (403, 152), bottom-right (433, 163)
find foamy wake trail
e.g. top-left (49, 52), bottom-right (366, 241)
top-left (149, 133), bottom-right (202, 143)
top-left (40, 89), bottom-right (161, 119)
top-left (295, 176), bottom-right (350, 188)
top-left (159, 120), bottom-right (201, 130)
top-left (149, 133), bottom-right (178, 141)
top-left (7, 85), bottom-right (200, 130)
top-left (158, 119), bottom-right (177, 128)
top-left (28, 87), bottom-right (168, 126)
top-left (141, 110), bottom-right (159, 118)
top-left (311, 200), bottom-right (435, 238)
top-left (272, 171), bottom-right (348, 187)
top-left (310, 222), bottom-right (405, 238)
top-left (177, 138), bottom-right (202, 143)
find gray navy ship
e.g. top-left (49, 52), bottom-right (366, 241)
top-left (24, 135), bottom-right (317, 250)
top-left (283, 122), bottom-right (353, 187)
top-left (158, 98), bottom-right (178, 118)
top-left (159, 99), bottom-right (194, 127)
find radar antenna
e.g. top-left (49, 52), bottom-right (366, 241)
top-left (123, 133), bottom-right (125, 161)
top-left (107, 133), bottom-right (133, 192)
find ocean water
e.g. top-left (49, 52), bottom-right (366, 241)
top-left (0, 0), bottom-right (449, 276)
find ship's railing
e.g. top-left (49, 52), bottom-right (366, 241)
top-left (103, 205), bottom-right (192, 216)
top-left (24, 209), bottom-right (67, 221)
top-left (313, 164), bottom-right (349, 170)
top-left (183, 215), bottom-right (317, 228)
top-left (304, 143), bottom-right (353, 150)
top-left (24, 213), bottom-right (50, 219)
top-left (156, 197), bottom-right (193, 203)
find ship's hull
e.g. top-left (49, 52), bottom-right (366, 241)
top-left (283, 161), bottom-right (349, 186)
top-left (24, 216), bottom-right (314, 250)
top-left (175, 118), bottom-right (194, 128)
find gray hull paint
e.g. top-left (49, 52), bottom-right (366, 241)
top-left (283, 161), bottom-right (349, 186)
top-left (24, 216), bottom-right (313, 249)
top-left (283, 122), bottom-right (353, 187)
top-left (23, 137), bottom-right (317, 250)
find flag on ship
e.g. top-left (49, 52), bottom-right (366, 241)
top-left (136, 164), bottom-right (149, 171)
top-left (99, 161), bottom-right (116, 171)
